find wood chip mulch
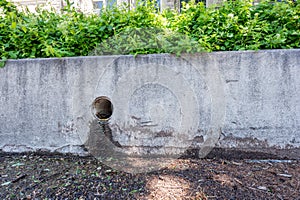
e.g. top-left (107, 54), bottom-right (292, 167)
top-left (0, 152), bottom-right (299, 199)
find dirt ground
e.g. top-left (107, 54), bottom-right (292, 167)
top-left (0, 150), bottom-right (299, 200)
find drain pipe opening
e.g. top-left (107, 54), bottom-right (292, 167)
top-left (92, 96), bottom-right (113, 124)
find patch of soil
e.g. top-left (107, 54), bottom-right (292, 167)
top-left (0, 152), bottom-right (299, 199)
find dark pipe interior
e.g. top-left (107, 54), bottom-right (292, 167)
top-left (93, 96), bottom-right (113, 120)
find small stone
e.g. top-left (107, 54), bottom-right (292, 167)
top-left (231, 161), bottom-right (242, 166)
top-left (277, 173), bottom-right (292, 178)
top-left (257, 186), bottom-right (267, 190)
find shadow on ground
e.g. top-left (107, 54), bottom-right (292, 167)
top-left (0, 149), bottom-right (299, 199)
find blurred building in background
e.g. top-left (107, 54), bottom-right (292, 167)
top-left (10, 0), bottom-right (94, 13)
top-left (10, 0), bottom-right (217, 13)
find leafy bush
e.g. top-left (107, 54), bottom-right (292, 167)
top-left (0, 0), bottom-right (164, 61)
top-left (0, 0), bottom-right (299, 64)
top-left (174, 0), bottom-right (300, 51)
top-left (90, 27), bottom-right (203, 56)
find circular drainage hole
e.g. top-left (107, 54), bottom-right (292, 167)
top-left (92, 96), bottom-right (113, 120)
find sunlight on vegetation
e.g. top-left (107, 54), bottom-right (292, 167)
top-left (0, 0), bottom-right (299, 64)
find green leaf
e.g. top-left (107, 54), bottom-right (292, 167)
top-left (11, 21), bottom-right (17, 29)
top-left (21, 26), bottom-right (27, 33)
top-left (129, 189), bottom-right (138, 194)
top-left (0, 57), bottom-right (7, 68)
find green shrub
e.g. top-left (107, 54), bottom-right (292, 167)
top-left (0, 0), bottom-right (299, 63)
top-left (90, 27), bottom-right (203, 56)
top-left (175, 0), bottom-right (300, 51)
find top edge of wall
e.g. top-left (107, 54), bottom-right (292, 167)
top-left (5, 49), bottom-right (300, 62)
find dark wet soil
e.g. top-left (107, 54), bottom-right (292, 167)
top-left (0, 151), bottom-right (299, 200)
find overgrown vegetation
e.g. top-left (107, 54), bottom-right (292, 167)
top-left (0, 0), bottom-right (299, 62)
top-left (173, 0), bottom-right (300, 51)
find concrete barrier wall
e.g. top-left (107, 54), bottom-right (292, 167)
top-left (0, 50), bottom-right (299, 158)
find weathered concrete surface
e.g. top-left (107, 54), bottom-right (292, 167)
top-left (0, 50), bottom-right (299, 158)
